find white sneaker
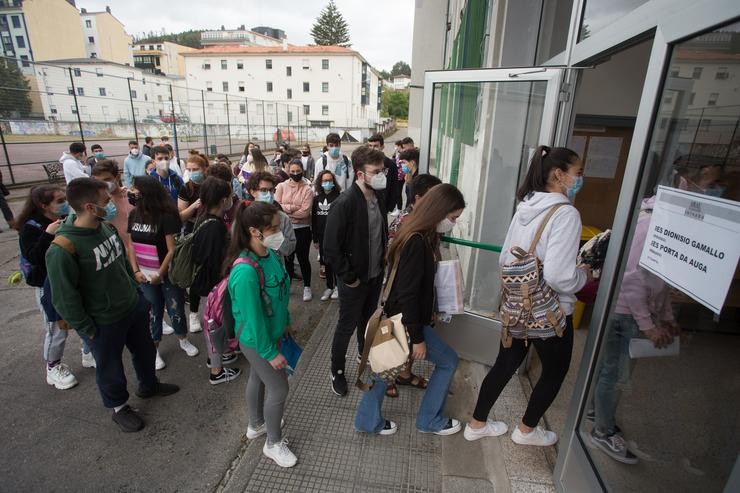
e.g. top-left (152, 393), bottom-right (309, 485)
top-left (46, 364), bottom-right (78, 390)
top-left (263, 438), bottom-right (297, 468)
top-left (302, 287), bottom-right (312, 302)
top-left (246, 418), bottom-right (286, 439)
top-left (330, 288), bottom-right (339, 300)
top-left (511, 425), bottom-right (558, 446)
top-left (155, 351), bottom-right (166, 370)
top-left (189, 312), bottom-right (202, 333)
top-left (320, 288), bottom-right (333, 301)
top-left (378, 419), bottom-right (398, 436)
top-left (179, 338), bottom-right (199, 357)
top-left (81, 350), bottom-right (96, 368)
top-left (464, 420), bottom-right (508, 441)
top-left (162, 321), bottom-right (175, 335)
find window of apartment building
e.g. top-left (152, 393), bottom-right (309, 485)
top-left (88, 36), bottom-right (94, 44)
top-left (303, 82), bottom-right (310, 92)
top-left (239, 103), bottom-right (246, 114)
top-left (15, 35), bottom-right (25, 48)
top-left (91, 53), bottom-right (96, 58)
top-left (96, 68), bottom-right (103, 77)
top-left (73, 68), bottom-right (81, 77)
top-left (144, 94), bottom-right (148, 101)
top-left (77, 87), bottom-right (84, 96)
top-left (322, 59), bottom-right (329, 70)
top-left (11, 15), bottom-right (20, 28)
top-left (287, 111), bottom-right (293, 122)
top-left (322, 82), bottom-right (329, 93)
top-left (287, 88), bottom-right (292, 99)
top-left (98, 87), bottom-right (106, 96)
top-left (303, 104), bottom-right (310, 115)
top-left (221, 60), bottom-right (227, 70)
top-left (715, 67), bottom-right (729, 80)
top-left (692, 67), bottom-right (703, 79)
top-left (708, 92), bottom-right (719, 106)
top-left (266, 59), bottom-right (272, 69)
top-left (2, 33), bottom-right (11, 47)
top-left (286, 66), bottom-right (292, 76)
top-left (237, 61), bottom-right (244, 70)
top-left (669, 66), bottom-right (680, 77)
top-left (149, 45), bottom-right (154, 50)
top-left (156, 45), bottom-right (162, 50)
top-left (267, 82), bottom-right (273, 92)
top-left (689, 92), bottom-right (696, 105)
top-left (85, 19), bottom-right (92, 28)
top-left (302, 59), bottom-right (310, 70)
top-left (19, 54), bottom-right (28, 67)
top-left (322, 105), bottom-right (329, 116)
top-left (206, 81), bottom-right (213, 92)
top-left (49, 105), bottom-right (57, 114)
top-left (67, 87), bottom-right (74, 95)
top-left (223, 81), bottom-right (229, 92)
top-left (203, 61), bottom-right (211, 70)
top-left (70, 105), bottom-right (77, 114)
top-left (157, 95), bottom-right (163, 102)
top-left (238, 81), bottom-right (245, 92)
top-left (130, 90), bottom-right (137, 99)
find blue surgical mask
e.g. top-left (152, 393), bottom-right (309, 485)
top-left (565, 175), bottom-right (584, 201)
top-left (94, 201), bottom-right (117, 222)
top-left (94, 152), bottom-right (105, 159)
top-left (321, 182), bottom-right (335, 191)
top-left (257, 191), bottom-right (273, 203)
top-left (55, 201), bottom-right (71, 216)
top-left (189, 171), bottom-right (204, 184)
top-left (401, 164), bottom-right (410, 174)
top-left (328, 147), bottom-right (340, 159)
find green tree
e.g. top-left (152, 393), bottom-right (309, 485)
top-left (135, 29), bottom-right (204, 49)
top-left (310, 0), bottom-right (351, 47)
top-left (390, 61), bottom-right (411, 77)
top-left (382, 89), bottom-right (409, 119)
top-left (0, 59), bottom-right (32, 118)
top-left (379, 69), bottom-right (391, 80)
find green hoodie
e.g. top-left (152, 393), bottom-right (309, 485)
top-left (45, 214), bottom-right (139, 338)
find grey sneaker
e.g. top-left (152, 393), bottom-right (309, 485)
top-left (589, 429), bottom-right (638, 464)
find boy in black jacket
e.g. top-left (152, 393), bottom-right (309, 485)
top-left (324, 146), bottom-right (388, 396)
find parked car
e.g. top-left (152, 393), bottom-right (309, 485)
top-left (140, 115), bottom-right (161, 124)
top-left (160, 114), bottom-right (190, 124)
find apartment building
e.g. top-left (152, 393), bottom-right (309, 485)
top-left (80, 6), bottom-right (133, 65)
top-left (200, 27), bottom-right (284, 47)
top-left (133, 41), bottom-right (195, 76)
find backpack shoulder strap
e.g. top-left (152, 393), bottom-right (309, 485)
top-left (52, 235), bottom-right (76, 255)
top-left (232, 255), bottom-right (264, 289)
top-left (343, 155), bottom-right (350, 179)
top-left (322, 154), bottom-right (327, 169)
top-left (528, 204), bottom-right (564, 254)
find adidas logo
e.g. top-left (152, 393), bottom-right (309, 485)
top-left (317, 199), bottom-right (331, 216)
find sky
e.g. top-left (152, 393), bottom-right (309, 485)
top-left (78, 0), bottom-right (415, 71)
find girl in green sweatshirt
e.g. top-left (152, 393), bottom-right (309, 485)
top-left (226, 200), bottom-right (297, 468)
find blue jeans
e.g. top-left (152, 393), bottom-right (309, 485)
top-left (593, 314), bottom-right (640, 434)
top-left (355, 325), bottom-right (459, 433)
top-left (140, 278), bottom-right (187, 342)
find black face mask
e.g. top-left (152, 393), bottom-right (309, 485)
top-left (290, 173), bottom-right (303, 182)
top-left (127, 191), bottom-right (140, 207)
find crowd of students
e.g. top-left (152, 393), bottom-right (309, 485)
top-left (14, 132), bottom-right (597, 470)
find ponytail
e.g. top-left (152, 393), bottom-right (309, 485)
top-left (516, 145), bottom-right (580, 201)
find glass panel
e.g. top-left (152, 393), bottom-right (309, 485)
top-left (429, 80), bottom-right (548, 314)
top-left (579, 0), bottom-right (649, 41)
top-left (579, 21), bottom-right (740, 491)
top-left (536, 0), bottom-right (575, 64)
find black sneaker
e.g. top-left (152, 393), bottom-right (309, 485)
top-left (330, 369), bottom-right (347, 396)
top-left (221, 352), bottom-right (238, 365)
top-left (209, 367), bottom-right (242, 385)
top-left (136, 381), bottom-right (180, 399)
top-left (589, 429), bottom-right (638, 464)
top-left (112, 405), bottom-right (145, 432)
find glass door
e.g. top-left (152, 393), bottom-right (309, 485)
top-left (419, 68), bottom-right (564, 364)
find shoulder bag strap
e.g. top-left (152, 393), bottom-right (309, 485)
top-left (528, 204), bottom-right (564, 254)
top-left (380, 232), bottom-right (420, 306)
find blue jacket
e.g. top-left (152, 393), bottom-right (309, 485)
top-left (123, 153), bottom-right (151, 187)
top-left (150, 168), bottom-right (184, 201)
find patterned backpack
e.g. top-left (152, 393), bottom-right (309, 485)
top-left (499, 204), bottom-right (566, 347)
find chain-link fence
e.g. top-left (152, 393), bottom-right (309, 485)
top-left (0, 55), bottom-right (322, 185)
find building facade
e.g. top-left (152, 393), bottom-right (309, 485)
top-left (200, 28), bottom-right (284, 47)
top-left (134, 41), bottom-right (194, 76)
top-left (80, 7), bottom-right (133, 65)
top-left (182, 45), bottom-right (382, 130)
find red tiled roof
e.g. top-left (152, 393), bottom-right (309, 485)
top-left (184, 45), bottom-right (356, 56)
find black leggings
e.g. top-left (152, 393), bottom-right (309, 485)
top-left (318, 240), bottom-right (336, 290)
top-left (286, 227), bottom-right (312, 287)
top-left (473, 316), bottom-right (574, 427)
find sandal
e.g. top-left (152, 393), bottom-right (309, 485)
top-left (385, 383), bottom-right (399, 398)
top-left (396, 373), bottom-right (428, 389)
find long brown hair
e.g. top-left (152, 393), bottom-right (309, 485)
top-left (388, 183), bottom-right (465, 265)
top-left (14, 184), bottom-right (63, 230)
top-left (250, 149), bottom-right (269, 172)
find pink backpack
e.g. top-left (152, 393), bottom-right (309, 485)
top-left (202, 255), bottom-right (265, 355)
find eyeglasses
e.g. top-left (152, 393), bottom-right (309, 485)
top-left (256, 187), bottom-right (275, 193)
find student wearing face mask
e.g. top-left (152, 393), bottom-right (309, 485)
top-left (226, 200), bottom-right (296, 468)
top-left (465, 145), bottom-right (592, 446)
top-left (398, 148), bottom-right (420, 208)
top-left (178, 151), bottom-right (209, 234)
top-left (245, 171), bottom-right (296, 260)
top-left (164, 144), bottom-right (184, 178)
top-left (300, 144), bottom-right (315, 180)
top-left (86, 144), bottom-right (106, 168)
top-left (324, 146), bottom-right (389, 397)
top-left (355, 184), bottom-right (466, 437)
top-left (60, 142), bottom-right (90, 184)
top-left (239, 142), bottom-right (256, 168)
top-left (317, 133), bottom-right (353, 191)
top-left (123, 141), bottom-right (152, 187)
top-left (149, 146), bottom-right (185, 202)
top-left (311, 170), bottom-right (341, 301)
top-left (91, 160), bottom-right (134, 248)
top-left (46, 178), bottom-right (179, 432)
top-left (275, 160), bottom-right (315, 302)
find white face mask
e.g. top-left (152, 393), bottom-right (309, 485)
top-left (155, 159), bottom-right (169, 172)
top-left (367, 172), bottom-right (387, 191)
top-left (262, 231), bottom-right (284, 251)
top-left (436, 217), bottom-right (455, 234)
top-left (130, 148), bottom-right (140, 156)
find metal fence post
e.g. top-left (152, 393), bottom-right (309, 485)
top-left (225, 93), bottom-right (232, 155)
top-left (68, 68), bottom-right (86, 146)
top-left (0, 124), bottom-right (15, 185)
top-left (127, 77), bottom-right (139, 142)
top-left (245, 97), bottom-right (251, 146)
top-left (261, 101), bottom-right (267, 150)
top-left (201, 90), bottom-right (209, 156)
top-left (169, 84), bottom-right (180, 164)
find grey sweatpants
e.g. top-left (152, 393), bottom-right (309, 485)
top-left (35, 287), bottom-right (68, 364)
top-left (241, 344), bottom-right (289, 445)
